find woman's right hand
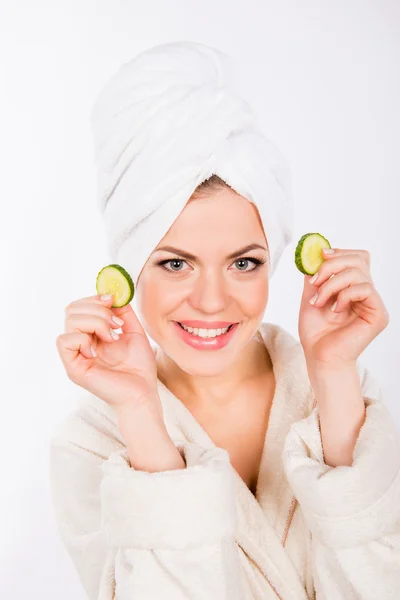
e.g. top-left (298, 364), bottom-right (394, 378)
top-left (56, 294), bottom-right (161, 416)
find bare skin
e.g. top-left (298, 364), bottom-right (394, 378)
top-left (57, 181), bottom-right (277, 484)
top-left (133, 183), bottom-right (275, 493)
top-left (193, 355), bottom-right (275, 495)
top-left (157, 337), bottom-right (276, 495)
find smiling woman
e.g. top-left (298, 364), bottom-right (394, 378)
top-left (50, 40), bottom-right (400, 600)
top-left (134, 174), bottom-right (273, 403)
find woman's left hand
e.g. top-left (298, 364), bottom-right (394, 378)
top-left (298, 247), bottom-right (390, 369)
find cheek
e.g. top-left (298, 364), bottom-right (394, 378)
top-left (137, 277), bottom-right (182, 317)
top-left (240, 277), bottom-right (269, 311)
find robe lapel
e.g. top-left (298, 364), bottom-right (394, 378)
top-left (155, 322), bottom-right (315, 599)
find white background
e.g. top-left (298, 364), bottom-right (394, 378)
top-left (1, 1), bottom-right (399, 597)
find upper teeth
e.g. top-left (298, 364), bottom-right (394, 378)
top-left (180, 324), bottom-right (231, 338)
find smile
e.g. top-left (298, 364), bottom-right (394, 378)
top-left (172, 321), bottom-right (239, 350)
top-left (178, 322), bottom-right (234, 337)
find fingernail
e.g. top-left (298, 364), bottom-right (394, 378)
top-left (111, 315), bottom-right (124, 326)
top-left (323, 248), bottom-right (335, 254)
top-left (309, 272), bottom-right (318, 284)
top-left (90, 345), bottom-right (97, 357)
top-left (309, 293), bottom-right (318, 305)
top-left (331, 301), bottom-right (337, 312)
top-left (100, 294), bottom-right (113, 301)
top-left (110, 328), bottom-right (119, 340)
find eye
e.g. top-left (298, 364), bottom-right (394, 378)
top-left (158, 258), bottom-right (189, 273)
top-left (233, 257), bottom-right (265, 272)
top-left (156, 256), bottom-right (266, 274)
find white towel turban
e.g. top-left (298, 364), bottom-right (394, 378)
top-left (90, 41), bottom-right (294, 308)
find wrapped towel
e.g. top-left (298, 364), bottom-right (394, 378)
top-left (90, 41), bottom-right (294, 306)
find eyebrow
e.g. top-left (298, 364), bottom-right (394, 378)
top-left (153, 243), bottom-right (268, 261)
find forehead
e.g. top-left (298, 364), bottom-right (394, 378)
top-left (176, 187), bottom-right (264, 232)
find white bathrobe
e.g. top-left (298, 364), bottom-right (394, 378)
top-left (49, 322), bottom-right (400, 599)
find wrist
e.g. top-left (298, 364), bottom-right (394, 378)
top-left (117, 394), bottom-right (165, 429)
top-left (116, 399), bottom-right (186, 472)
top-left (306, 360), bottom-right (357, 389)
top-left (305, 361), bottom-right (366, 467)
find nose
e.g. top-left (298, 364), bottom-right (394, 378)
top-left (188, 270), bottom-right (231, 314)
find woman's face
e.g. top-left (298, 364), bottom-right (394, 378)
top-left (135, 185), bottom-right (270, 376)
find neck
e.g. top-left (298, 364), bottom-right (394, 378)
top-left (156, 332), bottom-right (273, 410)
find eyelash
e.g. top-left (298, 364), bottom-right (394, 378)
top-left (156, 255), bottom-right (267, 274)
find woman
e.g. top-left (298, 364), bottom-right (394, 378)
top-left (50, 42), bottom-right (400, 599)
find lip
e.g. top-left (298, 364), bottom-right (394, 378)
top-left (177, 320), bottom-right (237, 328)
top-left (173, 321), bottom-right (239, 350)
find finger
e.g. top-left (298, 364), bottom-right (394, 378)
top-left (102, 299), bottom-right (147, 337)
top-left (309, 267), bottom-right (367, 307)
top-left (65, 313), bottom-right (121, 343)
top-left (65, 294), bottom-right (128, 313)
top-left (56, 331), bottom-right (95, 373)
top-left (321, 248), bottom-right (371, 268)
top-left (309, 254), bottom-right (372, 288)
top-left (65, 295), bottom-right (114, 310)
top-left (65, 303), bottom-right (122, 329)
top-left (65, 295), bottom-right (146, 337)
top-left (334, 282), bottom-right (389, 324)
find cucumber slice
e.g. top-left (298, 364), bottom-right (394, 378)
top-left (96, 264), bottom-right (135, 307)
top-left (294, 233), bottom-right (331, 275)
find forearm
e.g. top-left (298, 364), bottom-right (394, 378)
top-left (307, 364), bottom-right (367, 468)
top-left (116, 400), bottom-right (187, 472)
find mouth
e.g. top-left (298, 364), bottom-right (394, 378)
top-left (172, 320), bottom-right (239, 350)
